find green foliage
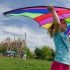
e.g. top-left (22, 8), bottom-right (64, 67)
top-left (35, 47), bottom-right (43, 59)
top-left (0, 45), bottom-right (6, 53)
top-left (26, 48), bottom-right (34, 59)
top-left (35, 46), bottom-right (55, 61)
top-left (41, 46), bottom-right (55, 60)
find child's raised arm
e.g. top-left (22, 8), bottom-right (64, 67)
top-left (47, 6), bottom-right (60, 34)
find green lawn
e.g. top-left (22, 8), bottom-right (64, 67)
top-left (0, 57), bottom-right (51, 70)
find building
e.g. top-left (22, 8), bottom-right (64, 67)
top-left (0, 37), bottom-right (27, 57)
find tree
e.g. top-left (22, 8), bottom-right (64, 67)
top-left (0, 45), bottom-right (6, 56)
top-left (25, 47), bottom-right (34, 59)
top-left (0, 45), bottom-right (6, 53)
top-left (34, 46), bottom-right (55, 60)
top-left (34, 47), bottom-right (43, 59)
top-left (41, 46), bottom-right (55, 60)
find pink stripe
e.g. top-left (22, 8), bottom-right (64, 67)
top-left (40, 17), bottom-right (53, 25)
top-left (55, 8), bottom-right (66, 11)
top-left (39, 16), bottom-right (63, 26)
top-left (62, 13), bottom-right (70, 18)
top-left (39, 13), bottom-right (70, 26)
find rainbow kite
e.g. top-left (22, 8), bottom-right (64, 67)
top-left (3, 6), bottom-right (70, 35)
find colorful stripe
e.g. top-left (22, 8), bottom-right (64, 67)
top-left (4, 6), bottom-right (69, 15)
top-left (7, 12), bottom-right (43, 18)
top-left (65, 18), bottom-right (70, 23)
top-left (39, 16), bottom-right (70, 26)
top-left (34, 10), bottom-right (70, 22)
top-left (4, 9), bottom-right (50, 15)
top-left (3, 6), bottom-right (70, 35)
top-left (39, 16), bottom-right (63, 26)
top-left (41, 23), bottom-right (52, 29)
top-left (64, 25), bottom-right (70, 35)
top-left (42, 23), bottom-right (70, 30)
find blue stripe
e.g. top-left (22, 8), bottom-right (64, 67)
top-left (4, 9), bottom-right (50, 15)
top-left (64, 24), bottom-right (70, 34)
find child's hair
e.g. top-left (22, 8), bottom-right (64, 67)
top-left (60, 19), bottom-right (65, 21)
top-left (48, 23), bottom-right (54, 38)
top-left (60, 19), bottom-right (66, 24)
top-left (48, 19), bottom-right (66, 38)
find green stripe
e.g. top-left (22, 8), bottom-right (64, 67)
top-left (8, 12), bottom-right (43, 18)
top-left (65, 18), bottom-right (70, 23)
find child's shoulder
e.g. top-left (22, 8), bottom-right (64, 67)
top-left (54, 31), bottom-right (61, 36)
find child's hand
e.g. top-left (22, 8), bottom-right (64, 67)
top-left (47, 6), bottom-right (54, 11)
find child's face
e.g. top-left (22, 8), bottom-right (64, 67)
top-left (60, 20), bottom-right (67, 32)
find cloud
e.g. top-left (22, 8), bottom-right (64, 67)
top-left (0, 4), bottom-right (12, 21)
top-left (1, 0), bottom-right (70, 51)
top-left (1, 0), bottom-right (70, 9)
top-left (0, 24), bottom-right (55, 50)
top-left (62, 0), bottom-right (70, 8)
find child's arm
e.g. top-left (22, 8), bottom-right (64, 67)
top-left (47, 6), bottom-right (60, 34)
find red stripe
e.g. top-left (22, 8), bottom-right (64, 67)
top-left (34, 10), bottom-right (70, 22)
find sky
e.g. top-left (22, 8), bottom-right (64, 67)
top-left (0, 0), bottom-right (70, 51)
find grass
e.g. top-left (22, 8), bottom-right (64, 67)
top-left (0, 57), bottom-right (51, 70)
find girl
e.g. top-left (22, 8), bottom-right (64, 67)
top-left (47, 6), bottom-right (70, 70)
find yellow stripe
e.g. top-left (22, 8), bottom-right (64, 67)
top-left (41, 23), bottom-right (52, 29)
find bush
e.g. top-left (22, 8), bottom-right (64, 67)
top-left (34, 47), bottom-right (43, 59)
top-left (0, 45), bottom-right (6, 54)
top-left (26, 48), bottom-right (34, 59)
top-left (34, 46), bottom-right (55, 61)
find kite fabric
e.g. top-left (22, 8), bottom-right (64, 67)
top-left (3, 6), bottom-right (70, 35)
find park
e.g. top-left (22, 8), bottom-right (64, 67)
top-left (0, 57), bottom-right (51, 70)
